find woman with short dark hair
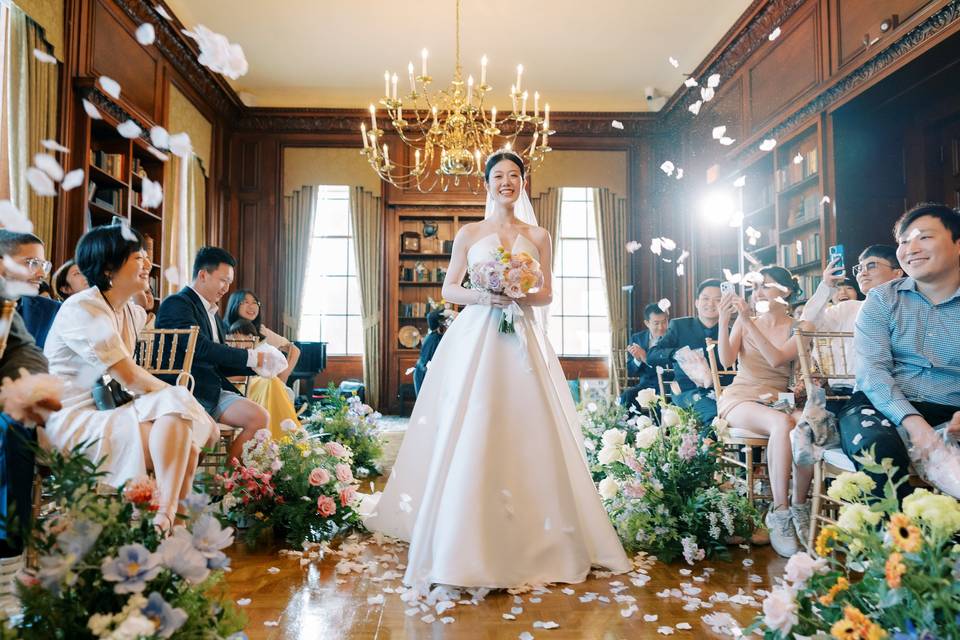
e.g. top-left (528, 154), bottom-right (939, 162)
top-left (43, 224), bottom-right (217, 529)
top-left (52, 259), bottom-right (89, 301)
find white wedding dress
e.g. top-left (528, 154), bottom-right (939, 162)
top-left (364, 231), bottom-right (631, 590)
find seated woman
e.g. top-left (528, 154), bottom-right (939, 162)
top-left (225, 290), bottom-right (300, 385)
top-left (132, 286), bottom-right (156, 332)
top-left (716, 266), bottom-right (811, 558)
top-left (52, 259), bottom-right (89, 301)
top-left (43, 225), bottom-right (218, 529)
top-left (227, 318), bottom-right (301, 438)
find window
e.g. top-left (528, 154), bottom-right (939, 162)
top-left (547, 187), bottom-right (610, 356)
top-left (298, 185), bottom-right (363, 356)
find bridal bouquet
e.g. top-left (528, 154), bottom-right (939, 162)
top-left (588, 395), bottom-right (759, 564)
top-left (467, 245), bottom-right (543, 333)
top-left (14, 444), bottom-right (244, 639)
top-left (213, 420), bottom-right (363, 547)
top-left (749, 454), bottom-right (960, 639)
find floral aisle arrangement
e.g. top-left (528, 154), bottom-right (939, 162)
top-left (11, 445), bottom-right (244, 639)
top-left (750, 458), bottom-right (960, 639)
top-left (301, 386), bottom-right (384, 478)
top-left (214, 421), bottom-right (363, 547)
top-left (586, 394), bottom-right (759, 564)
top-left (466, 245), bottom-right (543, 333)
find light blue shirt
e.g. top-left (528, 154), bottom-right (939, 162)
top-left (854, 277), bottom-right (960, 424)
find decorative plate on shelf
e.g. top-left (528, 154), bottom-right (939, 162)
top-left (398, 325), bottom-right (422, 348)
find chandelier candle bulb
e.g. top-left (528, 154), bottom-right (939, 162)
top-left (432, 106), bottom-right (438, 127)
top-left (511, 86), bottom-right (517, 113)
top-left (474, 149), bottom-right (481, 172)
top-left (544, 103), bottom-right (550, 129)
top-left (415, 149), bottom-right (420, 173)
top-left (480, 55), bottom-right (488, 86)
top-left (467, 75), bottom-right (474, 106)
top-left (408, 62), bottom-right (415, 91)
top-left (361, 123), bottom-right (368, 150)
top-left (421, 48), bottom-right (428, 77)
top-left (516, 64), bottom-right (523, 93)
top-left (369, 104), bottom-right (377, 130)
top-left (397, 103), bottom-right (403, 123)
top-left (534, 91), bottom-right (539, 118)
top-left (521, 91), bottom-right (528, 116)
top-left (491, 106), bottom-right (497, 125)
top-left (383, 144), bottom-right (389, 168)
top-left (531, 131), bottom-right (539, 151)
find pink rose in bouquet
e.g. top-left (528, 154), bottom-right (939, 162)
top-left (308, 467), bottom-right (330, 486)
top-left (467, 246), bottom-right (544, 333)
top-left (317, 495), bottom-right (337, 517)
top-left (335, 463), bottom-right (354, 484)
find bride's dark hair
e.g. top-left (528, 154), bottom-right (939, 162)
top-left (484, 150), bottom-right (525, 182)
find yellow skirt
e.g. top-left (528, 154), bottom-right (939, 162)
top-left (245, 376), bottom-right (301, 439)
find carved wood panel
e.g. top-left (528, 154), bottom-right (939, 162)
top-left (90, 0), bottom-right (159, 121)
top-left (834, 0), bottom-right (936, 70)
top-left (240, 141), bottom-right (261, 191)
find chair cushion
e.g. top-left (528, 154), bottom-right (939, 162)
top-left (822, 447), bottom-right (856, 472)
top-left (728, 427), bottom-right (768, 440)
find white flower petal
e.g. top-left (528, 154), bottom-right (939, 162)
top-left (98, 76), bottom-right (121, 99)
top-left (707, 73), bottom-right (721, 88)
top-left (117, 120), bottom-right (142, 139)
top-left (658, 298), bottom-right (671, 313)
top-left (733, 175), bottom-right (746, 187)
top-left (683, 77), bottom-right (698, 88)
top-left (147, 146), bottom-right (170, 162)
top-left (769, 27), bottom-right (782, 41)
top-left (140, 176), bottom-right (164, 208)
top-left (644, 614), bottom-right (658, 622)
top-left (150, 126), bottom-right (170, 149)
top-left (167, 132), bottom-right (193, 158)
top-left (236, 598), bottom-right (251, 606)
top-left (33, 154), bottom-right (64, 182)
top-left (41, 139), bottom-right (70, 153)
top-left (61, 169), bottom-right (84, 191)
top-left (136, 23), bottom-right (156, 45)
top-left (0, 201), bottom-right (33, 232)
top-left (154, 4), bottom-right (173, 20)
top-left (668, 56), bottom-right (679, 68)
top-left (611, 120), bottom-right (624, 130)
top-left (625, 240), bottom-right (641, 254)
top-left (688, 100), bottom-right (702, 115)
top-left (82, 99), bottom-right (103, 120)
top-left (719, 136), bottom-right (735, 146)
top-left (659, 161), bottom-right (675, 176)
top-left (26, 168), bottom-right (56, 196)
top-left (676, 263), bottom-right (684, 276)
top-left (700, 87), bottom-right (715, 102)
top-left (712, 125), bottom-right (727, 140)
top-left (759, 138), bottom-right (777, 151)
top-left (32, 48), bottom-right (57, 64)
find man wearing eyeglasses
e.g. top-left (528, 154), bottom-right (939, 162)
top-left (0, 230), bottom-right (61, 349)
top-left (799, 244), bottom-right (903, 399)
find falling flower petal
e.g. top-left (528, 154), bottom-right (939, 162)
top-left (660, 237), bottom-right (676, 251)
top-left (33, 154), bottom-right (64, 182)
top-left (769, 27), bottom-right (782, 41)
top-left (0, 201), bottom-right (33, 232)
top-left (821, 195), bottom-right (831, 205)
top-left (98, 76), bottom-right (121, 99)
top-left (723, 269), bottom-right (741, 284)
top-left (150, 126), bottom-right (170, 150)
top-left (719, 136), bottom-right (735, 146)
top-left (687, 100), bottom-right (702, 115)
top-left (183, 25), bottom-right (249, 79)
top-left (61, 169), bottom-right (84, 191)
top-left (163, 266), bottom-right (181, 286)
top-left (533, 621), bottom-right (559, 629)
top-left (707, 73), bottom-right (721, 88)
top-left (267, 567), bottom-right (280, 574)
top-left (236, 598), bottom-right (251, 606)
top-left (140, 176), bottom-right (163, 208)
top-left (611, 120), bottom-right (624, 130)
top-left (26, 168), bottom-right (56, 196)
top-left (759, 138), bottom-right (777, 151)
top-left (657, 298), bottom-right (671, 313)
top-left (625, 240), bottom-right (641, 253)
top-left (117, 120), bottom-right (142, 139)
top-left (82, 99), bottom-right (102, 120)
top-left (644, 614), bottom-right (659, 622)
top-left (167, 132), bottom-right (193, 158)
top-left (659, 161), bottom-right (675, 176)
top-left (154, 4), bottom-right (172, 20)
top-left (41, 139), bottom-right (70, 153)
top-left (147, 146), bottom-right (170, 162)
top-left (519, 633), bottom-right (534, 640)
top-left (264, 620), bottom-right (280, 627)
top-left (657, 626), bottom-right (675, 635)
top-left (136, 23), bottom-right (156, 45)
top-left (711, 126), bottom-right (726, 140)
top-left (793, 152), bottom-right (803, 164)
top-left (33, 48), bottom-right (57, 64)
top-left (676, 263), bottom-right (684, 276)
top-left (650, 238), bottom-right (663, 255)
top-left (676, 622), bottom-right (692, 630)
top-left (621, 285), bottom-right (634, 292)
top-left (700, 87), bottom-right (715, 102)
top-left (733, 176), bottom-right (746, 188)
top-left (675, 168), bottom-right (684, 179)
top-left (668, 57), bottom-right (679, 68)
top-left (683, 77), bottom-right (698, 88)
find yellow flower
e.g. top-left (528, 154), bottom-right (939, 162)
top-left (837, 504), bottom-right (882, 533)
top-left (819, 576), bottom-right (849, 606)
top-left (279, 436), bottom-right (293, 446)
top-left (816, 526), bottom-right (839, 557)
top-left (885, 552), bottom-right (906, 589)
top-left (888, 513), bottom-right (923, 553)
top-left (866, 625), bottom-right (888, 640)
top-left (831, 618), bottom-right (858, 640)
top-left (827, 471), bottom-right (877, 502)
top-left (841, 606), bottom-right (887, 640)
top-left (254, 511), bottom-right (265, 520)
top-left (902, 489), bottom-right (960, 537)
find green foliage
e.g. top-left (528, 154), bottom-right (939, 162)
top-left (301, 383), bottom-right (384, 478)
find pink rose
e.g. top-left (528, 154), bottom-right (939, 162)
top-left (339, 486), bottom-right (357, 507)
top-left (317, 495), bottom-right (337, 517)
top-left (324, 442), bottom-right (348, 458)
top-left (308, 467), bottom-right (330, 486)
top-left (335, 463), bottom-right (353, 484)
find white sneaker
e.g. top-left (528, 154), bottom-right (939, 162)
top-left (765, 506), bottom-right (800, 558)
top-left (790, 503), bottom-right (812, 551)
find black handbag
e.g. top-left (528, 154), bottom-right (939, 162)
top-left (92, 376), bottom-right (134, 410)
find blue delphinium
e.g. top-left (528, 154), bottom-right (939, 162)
top-left (100, 544), bottom-right (162, 594)
top-left (56, 519), bottom-right (102, 558)
top-left (180, 492), bottom-right (212, 519)
top-left (157, 530), bottom-right (209, 584)
top-left (191, 514), bottom-right (234, 570)
top-left (140, 592), bottom-right (188, 639)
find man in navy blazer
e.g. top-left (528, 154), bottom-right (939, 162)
top-left (620, 303), bottom-right (669, 409)
top-left (0, 230), bottom-right (60, 348)
top-left (155, 247), bottom-right (271, 459)
top-left (647, 278), bottom-right (724, 425)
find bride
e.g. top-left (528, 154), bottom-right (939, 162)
top-left (363, 150), bottom-right (631, 591)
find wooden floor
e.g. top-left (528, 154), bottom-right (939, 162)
top-left (222, 421), bottom-right (786, 639)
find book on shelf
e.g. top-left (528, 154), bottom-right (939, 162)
top-left (89, 150), bottom-right (125, 180)
top-left (92, 186), bottom-right (122, 212)
top-left (779, 232), bottom-right (821, 268)
top-left (776, 147), bottom-right (819, 192)
top-left (398, 301), bottom-right (431, 318)
top-left (798, 274), bottom-right (823, 301)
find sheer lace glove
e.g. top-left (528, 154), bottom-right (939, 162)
top-left (248, 343), bottom-right (288, 378)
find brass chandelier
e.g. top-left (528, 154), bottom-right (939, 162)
top-left (361, 0), bottom-right (553, 193)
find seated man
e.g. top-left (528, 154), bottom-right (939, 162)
top-left (842, 204), bottom-right (960, 502)
top-left (647, 279), bottom-right (723, 425)
top-left (414, 309), bottom-right (446, 395)
top-left (155, 247), bottom-right (281, 459)
top-left (619, 302), bottom-right (668, 409)
top-left (0, 231), bottom-right (60, 348)
top-left (800, 244), bottom-right (903, 401)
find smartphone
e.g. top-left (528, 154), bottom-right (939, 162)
top-left (720, 281), bottom-right (736, 297)
top-left (828, 244), bottom-right (845, 271)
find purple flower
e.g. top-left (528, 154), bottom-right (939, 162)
top-left (191, 514), bottom-right (234, 569)
top-left (141, 591), bottom-right (188, 638)
top-left (101, 544), bottom-right (162, 593)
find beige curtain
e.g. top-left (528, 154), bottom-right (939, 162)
top-left (349, 186), bottom-right (383, 407)
top-left (531, 187), bottom-right (562, 261)
top-left (594, 187), bottom-right (629, 395)
top-left (5, 7), bottom-right (58, 247)
top-left (281, 185), bottom-right (317, 340)
top-left (163, 155), bottom-right (206, 296)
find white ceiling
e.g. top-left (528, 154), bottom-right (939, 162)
top-left (164, 0), bottom-right (752, 112)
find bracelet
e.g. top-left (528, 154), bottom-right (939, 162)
top-left (476, 290), bottom-right (492, 306)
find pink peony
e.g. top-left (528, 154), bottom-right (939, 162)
top-left (317, 495), bottom-right (337, 517)
top-left (335, 463), bottom-right (353, 484)
top-left (762, 585), bottom-right (798, 634)
top-left (783, 552), bottom-right (826, 586)
top-left (339, 486), bottom-right (357, 507)
top-left (324, 442), bottom-right (348, 458)
top-left (0, 369), bottom-right (63, 425)
top-left (308, 467), bottom-right (330, 487)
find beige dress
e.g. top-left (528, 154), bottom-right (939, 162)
top-left (716, 323), bottom-right (792, 419)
